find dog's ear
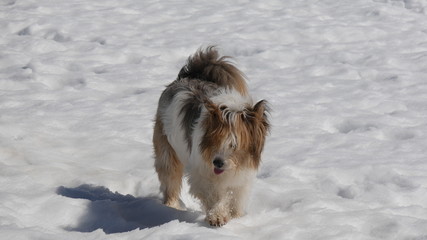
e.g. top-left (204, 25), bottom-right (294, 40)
top-left (254, 100), bottom-right (270, 132)
top-left (248, 100), bottom-right (270, 166)
top-left (204, 100), bottom-right (224, 123)
top-left (253, 100), bottom-right (270, 119)
top-left (204, 99), bottom-right (218, 114)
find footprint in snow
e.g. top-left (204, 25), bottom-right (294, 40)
top-left (336, 120), bottom-right (378, 134)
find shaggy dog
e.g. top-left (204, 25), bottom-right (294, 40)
top-left (153, 46), bottom-right (270, 226)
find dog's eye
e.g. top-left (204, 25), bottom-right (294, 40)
top-left (229, 143), bottom-right (237, 150)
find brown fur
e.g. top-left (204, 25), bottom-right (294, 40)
top-left (153, 115), bottom-right (183, 209)
top-left (200, 100), bottom-right (270, 170)
top-left (177, 46), bottom-right (248, 96)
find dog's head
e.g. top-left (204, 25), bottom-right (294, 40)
top-left (200, 98), bottom-right (270, 175)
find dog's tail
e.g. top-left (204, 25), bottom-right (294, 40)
top-left (177, 46), bottom-right (248, 96)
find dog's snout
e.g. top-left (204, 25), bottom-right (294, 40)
top-left (213, 157), bottom-right (224, 169)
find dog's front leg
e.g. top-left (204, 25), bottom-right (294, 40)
top-left (206, 200), bottom-right (231, 227)
top-left (229, 186), bottom-right (250, 218)
top-left (205, 189), bottom-right (236, 227)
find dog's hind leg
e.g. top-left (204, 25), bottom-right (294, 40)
top-left (153, 116), bottom-right (183, 210)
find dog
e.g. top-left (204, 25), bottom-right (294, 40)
top-left (153, 46), bottom-right (270, 226)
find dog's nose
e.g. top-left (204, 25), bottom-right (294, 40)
top-left (213, 157), bottom-right (224, 169)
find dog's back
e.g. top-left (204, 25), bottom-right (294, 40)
top-left (176, 46), bottom-right (248, 96)
top-left (155, 47), bottom-right (249, 152)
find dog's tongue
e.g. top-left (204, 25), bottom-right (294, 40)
top-left (214, 168), bottom-right (224, 175)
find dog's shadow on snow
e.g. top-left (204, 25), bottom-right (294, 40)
top-left (57, 184), bottom-right (201, 234)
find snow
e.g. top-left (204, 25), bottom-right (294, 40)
top-left (1, 0), bottom-right (427, 239)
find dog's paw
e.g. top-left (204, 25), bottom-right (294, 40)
top-left (206, 210), bottom-right (230, 227)
top-left (164, 199), bottom-right (184, 210)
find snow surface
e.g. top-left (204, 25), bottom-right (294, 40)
top-left (1, 0), bottom-right (427, 239)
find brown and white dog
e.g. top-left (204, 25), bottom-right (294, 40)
top-left (153, 46), bottom-right (270, 226)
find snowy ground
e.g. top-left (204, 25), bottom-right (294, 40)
top-left (1, 0), bottom-right (427, 239)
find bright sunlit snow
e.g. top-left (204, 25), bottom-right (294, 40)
top-left (1, 0), bottom-right (427, 239)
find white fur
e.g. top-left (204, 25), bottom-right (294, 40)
top-left (159, 89), bottom-right (257, 225)
top-left (160, 91), bottom-right (192, 167)
top-left (210, 89), bottom-right (253, 111)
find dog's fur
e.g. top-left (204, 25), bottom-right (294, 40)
top-left (153, 46), bottom-right (270, 226)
